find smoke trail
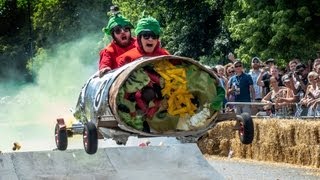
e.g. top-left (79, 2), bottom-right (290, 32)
top-left (0, 33), bottom-right (103, 151)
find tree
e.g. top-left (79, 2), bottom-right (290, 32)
top-left (223, 0), bottom-right (320, 65)
top-left (0, 0), bottom-right (31, 80)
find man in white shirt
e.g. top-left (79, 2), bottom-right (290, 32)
top-left (248, 57), bottom-right (263, 115)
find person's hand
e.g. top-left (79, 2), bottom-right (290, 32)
top-left (99, 67), bottom-right (111, 77)
top-left (277, 98), bottom-right (284, 103)
top-left (227, 52), bottom-right (236, 62)
top-left (262, 66), bottom-right (270, 73)
top-left (265, 100), bottom-right (272, 105)
top-left (293, 71), bottom-right (301, 80)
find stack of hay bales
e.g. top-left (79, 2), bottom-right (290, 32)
top-left (198, 118), bottom-right (320, 168)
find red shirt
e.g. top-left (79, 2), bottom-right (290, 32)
top-left (115, 41), bottom-right (170, 68)
top-left (98, 38), bottom-right (136, 70)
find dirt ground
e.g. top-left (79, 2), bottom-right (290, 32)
top-left (198, 118), bottom-right (320, 168)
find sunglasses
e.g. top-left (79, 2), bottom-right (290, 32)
top-left (228, 70), bottom-right (235, 74)
top-left (234, 65), bottom-right (242, 68)
top-left (141, 32), bottom-right (159, 40)
top-left (113, 26), bottom-right (131, 34)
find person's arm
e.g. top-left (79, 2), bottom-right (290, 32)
top-left (294, 74), bottom-right (307, 92)
top-left (250, 85), bottom-right (255, 101)
top-left (261, 92), bottom-right (272, 104)
top-left (300, 85), bottom-right (310, 105)
top-left (227, 53), bottom-right (236, 63)
top-left (277, 88), bottom-right (296, 104)
top-left (98, 49), bottom-right (113, 77)
top-left (257, 70), bottom-right (267, 87)
top-left (248, 74), bottom-right (255, 101)
top-left (227, 78), bottom-right (235, 97)
top-left (220, 76), bottom-right (228, 90)
top-left (304, 85), bottom-right (311, 98)
top-left (261, 92), bottom-right (273, 111)
top-left (289, 75), bottom-right (300, 95)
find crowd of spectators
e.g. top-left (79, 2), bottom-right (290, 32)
top-left (209, 52), bottom-right (320, 117)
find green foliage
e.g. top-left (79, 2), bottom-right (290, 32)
top-left (2, 0), bottom-right (320, 81)
top-left (26, 47), bottom-right (48, 75)
top-left (32, 0), bottom-right (79, 47)
top-left (0, 0), bottom-right (31, 80)
top-left (32, 0), bottom-right (111, 48)
top-left (0, 0), bottom-right (112, 80)
top-left (224, 0), bottom-right (320, 66)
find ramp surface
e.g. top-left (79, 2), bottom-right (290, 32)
top-left (0, 144), bottom-right (222, 180)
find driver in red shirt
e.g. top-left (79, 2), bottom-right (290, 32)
top-left (98, 6), bottom-right (136, 77)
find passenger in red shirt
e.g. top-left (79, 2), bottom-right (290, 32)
top-left (116, 16), bottom-right (169, 68)
top-left (116, 17), bottom-right (170, 132)
top-left (98, 6), bottom-right (136, 77)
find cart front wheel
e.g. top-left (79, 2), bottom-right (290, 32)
top-left (55, 123), bottom-right (68, 150)
top-left (83, 121), bottom-right (98, 154)
top-left (236, 113), bottom-right (254, 144)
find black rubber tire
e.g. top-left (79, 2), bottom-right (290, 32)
top-left (237, 112), bottom-right (254, 144)
top-left (55, 123), bottom-right (68, 150)
top-left (83, 121), bottom-right (98, 154)
top-left (116, 140), bottom-right (124, 145)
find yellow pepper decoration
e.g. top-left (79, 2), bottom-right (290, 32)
top-left (154, 60), bottom-right (197, 116)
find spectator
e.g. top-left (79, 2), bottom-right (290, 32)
top-left (301, 71), bottom-right (320, 116)
top-left (261, 76), bottom-right (288, 115)
top-left (224, 63), bottom-right (235, 111)
top-left (257, 65), bottom-right (283, 95)
top-left (211, 66), bottom-right (228, 111)
top-left (288, 59), bottom-right (300, 73)
top-left (248, 57), bottom-right (263, 115)
top-left (277, 74), bottom-right (296, 115)
top-left (224, 63), bottom-right (235, 80)
top-left (215, 65), bottom-right (228, 90)
top-left (210, 67), bottom-right (225, 88)
top-left (278, 66), bottom-right (287, 77)
top-left (294, 63), bottom-right (309, 92)
top-left (249, 57), bottom-right (263, 100)
top-left (228, 60), bottom-right (255, 115)
top-left (265, 58), bottom-right (275, 67)
top-left (313, 58), bottom-right (320, 73)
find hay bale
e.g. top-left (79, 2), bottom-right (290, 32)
top-left (198, 118), bottom-right (320, 168)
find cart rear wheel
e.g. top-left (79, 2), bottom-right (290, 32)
top-left (83, 121), bottom-right (98, 154)
top-left (237, 113), bottom-right (254, 144)
top-left (55, 123), bottom-right (68, 150)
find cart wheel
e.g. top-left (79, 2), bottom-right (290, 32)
top-left (236, 113), bottom-right (254, 144)
top-left (55, 123), bottom-right (68, 150)
top-left (116, 140), bottom-right (124, 145)
top-left (83, 121), bottom-right (98, 154)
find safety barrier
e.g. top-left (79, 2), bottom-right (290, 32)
top-left (225, 101), bottom-right (320, 119)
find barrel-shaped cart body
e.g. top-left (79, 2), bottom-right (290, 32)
top-left (74, 55), bottom-right (225, 137)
